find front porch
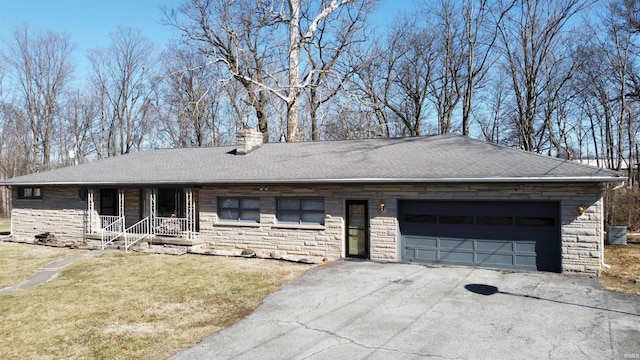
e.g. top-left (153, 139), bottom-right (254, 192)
top-left (83, 188), bottom-right (200, 250)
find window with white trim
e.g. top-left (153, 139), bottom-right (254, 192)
top-left (18, 187), bottom-right (42, 199)
top-left (218, 197), bottom-right (260, 223)
top-left (276, 197), bottom-right (325, 225)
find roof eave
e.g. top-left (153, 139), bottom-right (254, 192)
top-left (0, 175), bottom-right (626, 187)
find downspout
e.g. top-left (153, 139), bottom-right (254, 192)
top-left (601, 196), bottom-right (610, 270)
top-left (601, 181), bottom-right (625, 270)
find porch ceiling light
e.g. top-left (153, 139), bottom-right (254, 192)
top-left (379, 201), bottom-right (386, 213)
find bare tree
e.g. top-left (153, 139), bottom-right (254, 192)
top-left (160, 44), bottom-right (222, 147)
top-left (349, 41), bottom-right (390, 137)
top-left (58, 90), bottom-right (97, 165)
top-left (426, 0), bottom-right (464, 134)
top-left (382, 15), bottom-right (437, 136)
top-left (496, 0), bottom-right (587, 152)
top-left (460, 0), bottom-right (510, 135)
top-left (166, 0), bottom-right (281, 142)
top-left (3, 25), bottom-right (76, 171)
top-left (301, 0), bottom-right (370, 140)
top-left (88, 27), bottom-right (159, 157)
top-left (168, 0), bottom-right (363, 142)
top-left (574, 2), bottom-right (637, 172)
top-left (476, 72), bottom-right (508, 144)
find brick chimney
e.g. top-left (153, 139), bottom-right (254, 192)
top-left (236, 128), bottom-right (263, 155)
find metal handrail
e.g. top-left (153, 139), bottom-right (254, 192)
top-left (101, 217), bottom-right (125, 250)
top-left (100, 215), bottom-right (122, 229)
top-left (124, 217), bottom-right (150, 252)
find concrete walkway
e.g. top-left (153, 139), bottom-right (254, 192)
top-left (0, 251), bottom-right (101, 296)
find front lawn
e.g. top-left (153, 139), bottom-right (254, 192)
top-left (601, 241), bottom-right (640, 296)
top-left (0, 242), bottom-right (73, 288)
top-left (0, 244), bottom-right (313, 359)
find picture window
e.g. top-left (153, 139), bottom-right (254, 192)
top-left (218, 197), bottom-right (260, 223)
top-left (276, 197), bottom-right (325, 225)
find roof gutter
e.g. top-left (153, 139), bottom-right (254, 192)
top-left (0, 176), bottom-right (626, 187)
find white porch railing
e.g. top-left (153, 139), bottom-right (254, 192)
top-left (100, 215), bottom-right (122, 230)
top-left (124, 217), bottom-right (150, 252)
top-left (101, 216), bottom-right (125, 250)
top-left (154, 216), bottom-right (191, 238)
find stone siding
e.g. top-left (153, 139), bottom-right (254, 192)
top-left (11, 186), bottom-right (86, 243)
top-left (9, 182), bottom-right (606, 275)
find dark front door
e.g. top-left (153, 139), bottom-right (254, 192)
top-left (346, 200), bottom-right (369, 259)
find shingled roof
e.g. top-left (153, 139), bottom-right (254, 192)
top-left (0, 134), bottom-right (624, 186)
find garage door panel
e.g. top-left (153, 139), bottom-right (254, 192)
top-left (477, 253), bottom-right (515, 266)
top-left (439, 250), bottom-right (475, 263)
top-left (415, 249), bottom-right (438, 261)
top-left (476, 240), bottom-right (514, 252)
top-left (403, 247), bottom-right (416, 259)
top-left (404, 236), bottom-right (437, 247)
top-left (439, 238), bottom-right (474, 250)
top-left (514, 242), bottom-right (536, 253)
top-left (400, 200), bottom-right (561, 272)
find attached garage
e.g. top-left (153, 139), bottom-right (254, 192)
top-left (399, 200), bottom-right (561, 272)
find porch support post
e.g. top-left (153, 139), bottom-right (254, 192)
top-left (87, 189), bottom-right (95, 234)
top-left (186, 189), bottom-right (194, 240)
top-left (150, 190), bottom-right (156, 235)
top-left (118, 189), bottom-right (125, 230)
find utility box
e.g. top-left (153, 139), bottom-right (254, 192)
top-left (607, 226), bottom-right (627, 245)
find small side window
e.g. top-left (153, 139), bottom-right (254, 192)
top-left (18, 187), bottom-right (42, 200)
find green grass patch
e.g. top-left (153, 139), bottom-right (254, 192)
top-left (0, 247), bottom-right (313, 359)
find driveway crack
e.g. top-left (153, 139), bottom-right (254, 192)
top-left (293, 320), bottom-right (443, 358)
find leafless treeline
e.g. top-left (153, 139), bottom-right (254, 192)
top-left (1, 0), bottom-right (640, 185)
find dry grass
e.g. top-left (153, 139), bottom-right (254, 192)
top-left (0, 242), bottom-right (74, 288)
top-left (0, 218), bottom-right (10, 232)
top-left (0, 246), bottom-right (313, 359)
top-left (601, 242), bottom-right (640, 296)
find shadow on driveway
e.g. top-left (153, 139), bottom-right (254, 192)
top-left (465, 283), bottom-right (640, 317)
top-left (173, 261), bottom-right (640, 360)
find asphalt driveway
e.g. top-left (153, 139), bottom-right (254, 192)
top-left (172, 260), bottom-right (640, 360)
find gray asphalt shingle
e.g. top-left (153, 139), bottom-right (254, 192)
top-left (0, 134), bottom-right (624, 186)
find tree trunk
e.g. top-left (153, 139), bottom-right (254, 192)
top-left (287, 0), bottom-right (302, 142)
